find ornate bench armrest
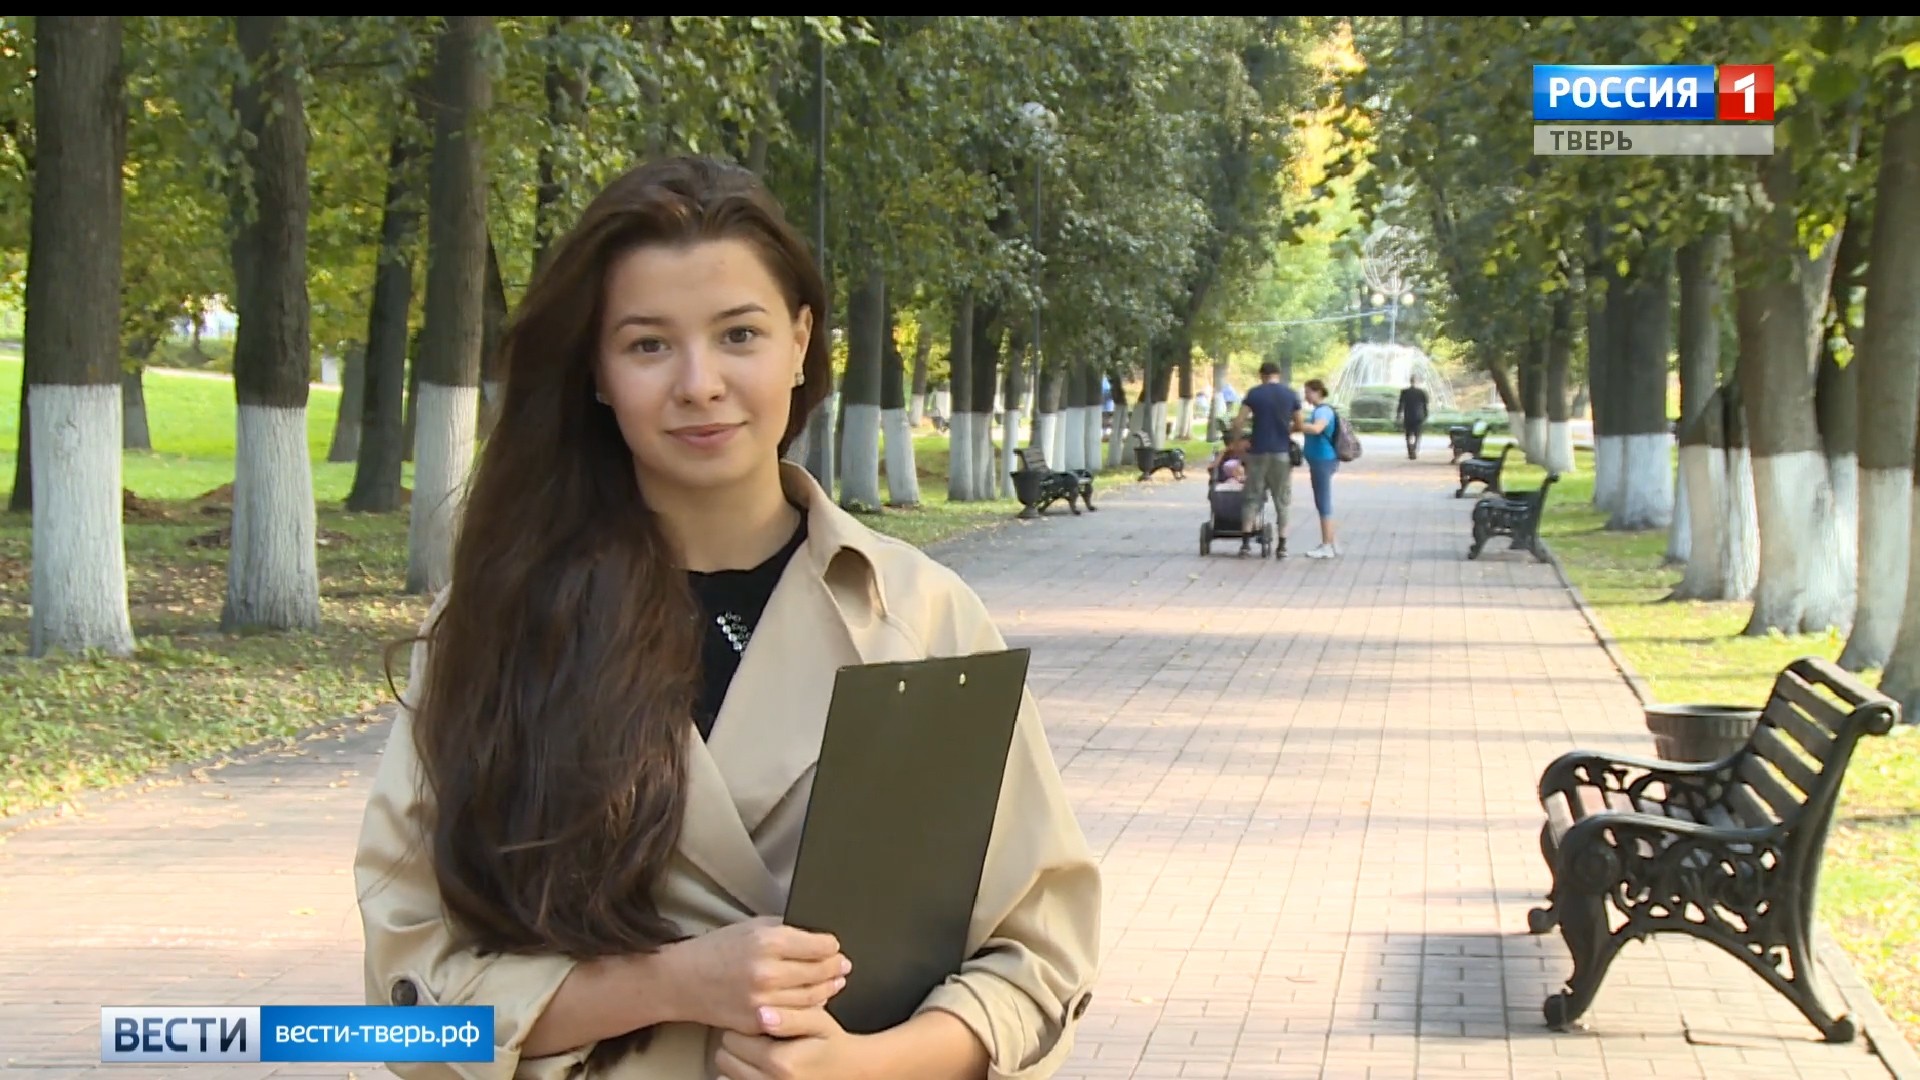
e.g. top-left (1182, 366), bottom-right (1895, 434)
top-left (1538, 748), bottom-right (1731, 804)
top-left (1556, 811), bottom-right (1788, 894)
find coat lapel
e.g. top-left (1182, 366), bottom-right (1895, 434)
top-left (673, 463), bottom-right (920, 915)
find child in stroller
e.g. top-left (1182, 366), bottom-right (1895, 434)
top-left (1202, 435), bottom-right (1274, 557)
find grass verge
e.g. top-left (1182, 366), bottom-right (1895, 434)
top-left (1498, 443), bottom-right (1919, 1048)
top-left (1, 351), bottom-right (1203, 817)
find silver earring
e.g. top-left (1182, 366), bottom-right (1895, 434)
top-left (594, 391), bottom-right (608, 404)
top-left (793, 370), bottom-right (805, 387)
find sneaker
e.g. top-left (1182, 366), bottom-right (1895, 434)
top-left (1274, 541), bottom-right (1288, 560)
top-left (1305, 544), bottom-right (1333, 559)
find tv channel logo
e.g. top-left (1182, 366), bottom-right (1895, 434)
top-left (1533, 65), bottom-right (1774, 122)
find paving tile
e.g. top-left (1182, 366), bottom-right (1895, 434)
top-left (0, 434), bottom-right (1904, 1079)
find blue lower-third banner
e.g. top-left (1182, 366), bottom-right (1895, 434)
top-left (101, 1005), bottom-right (494, 1063)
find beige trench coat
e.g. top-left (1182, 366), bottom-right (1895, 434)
top-left (354, 462), bottom-right (1103, 1079)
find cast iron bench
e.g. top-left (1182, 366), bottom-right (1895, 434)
top-left (1456, 442), bottom-right (1515, 498)
top-left (1448, 424), bottom-right (1488, 462)
top-left (1129, 433), bottom-right (1186, 481)
top-left (1467, 472), bottom-right (1556, 561)
top-left (1526, 656), bottom-right (1901, 1042)
top-left (1011, 446), bottom-right (1095, 519)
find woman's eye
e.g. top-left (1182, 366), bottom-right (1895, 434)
top-left (724, 326), bottom-right (760, 346)
top-left (630, 337), bottom-right (667, 354)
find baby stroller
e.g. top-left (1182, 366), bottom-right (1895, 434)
top-left (1200, 452), bottom-right (1275, 558)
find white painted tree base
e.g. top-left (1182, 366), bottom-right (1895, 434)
top-left (1035, 412), bottom-right (1059, 467)
top-left (1062, 409), bottom-right (1086, 472)
top-left (407, 383), bottom-right (480, 594)
top-left (225, 403), bottom-right (322, 631)
top-left (1000, 409), bottom-right (1021, 499)
top-left (1045, 410), bottom-right (1067, 469)
top-left (1880, 484), bottom-right (1920, 723)
top-left (1507, 411), bottom-right (1526, 450)
top-left (908, 396), bottom-right (925, 429)
top-left (28, 385), bottom-right (135, 657)
top-left (1608, 432), bottom-right (1672, 531)
top-left (1840, 467), bottom-right (1911, 670)
top-left (1593, 435), bottom-right (1625, 514)
top-left (1724, 446), bottom-right (1761, 601)
top-left (1747, 450), bottom-right (1851, 635)
top-left (1671, 445), bottom-right (1725, 599)
top-left (881, 407), bottom-right (920, 507)
top-left (1815, 452), bottom-right (1859, 633)
top-left (972, 412), bottom-right (996, 501)
top-left (1526, 417), bottom-right (1548, 463)
top-left (1175, 397), bottom-right (1195, 440)
top-left (1666, 461), bottom-right (1690, 565)
top-left (947, 412), bottom-right (974, 502)
top-left (1547, 421), bottom-right (1575, 475)
top-left (840, 403), bottom-right (883, 510)
top-left (1083, 406), bottom-right (1104, 474)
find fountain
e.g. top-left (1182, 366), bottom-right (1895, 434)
top-left (1328, 342), bottom-right (1457, 411)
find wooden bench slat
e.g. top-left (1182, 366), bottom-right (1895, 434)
top-left (1773, 674), bottom-right (1851, 748)
top-left (1735, 756), bottom-right (1802, 823)
top-left (1724, 774), bottom-right (1782, 829)
top-left (1765, 696), bottom-right (1835, 762)
top-left (1750, 726), bottom-right (1823, 797)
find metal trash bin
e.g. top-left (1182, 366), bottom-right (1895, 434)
top-left (1643, 703), bottom-right (1763, 763)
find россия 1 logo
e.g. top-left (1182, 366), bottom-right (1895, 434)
top-left (1533, 64), bottom-right (1773, 122)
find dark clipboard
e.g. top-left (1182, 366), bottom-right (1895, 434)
top-left (782, 647), bottom-right (1031, 1035)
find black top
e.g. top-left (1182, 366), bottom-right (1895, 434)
top-left (687, 512), bottom-right (809, 741)
top-left (1398, 386), bottom-right (1429, 421)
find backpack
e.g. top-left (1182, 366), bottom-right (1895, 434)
top-left (1330, 407), bottom-right (1362, 462)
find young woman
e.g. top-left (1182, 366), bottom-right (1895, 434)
top-left (1299, 379), bottom-right (1342, 559)
top-left (354, 157), bottom-right (1102, 1080)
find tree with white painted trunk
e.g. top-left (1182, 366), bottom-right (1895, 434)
top-left (346, 101), bottom-right (425, 515)
top-left (946, 293), bottom-right (975, 502)
top-left (406, 15), bottom-right (494, 595)
top-left (838, 267), bottom-right (885, 512)
top-left (1668, 232), bottom-right (1729, 567)
top-left (1521, 324), bottom-right (1548, 464)
top-left (25, 14), bottom-right (135, 659)
top-left (223, 15), bottom-right (321, 633)
top-left (1606, 244), bottom-right (1674, 532)
top-left (1843, 71), bottom-right (1920, 674)
top-left (879, 296), bottom-right (920, 508)
top-left (1544, 288), bottom-right (1576, 476)
top-left (907, 331), bottom-right (930, 430)
top-left (1734, 131), bottom-right (1854, 637)
top-left (1670, 383), bottom-right (1761, 602)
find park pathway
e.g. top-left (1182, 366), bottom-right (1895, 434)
top-left (1, 433), bottom-right (1908, 1079)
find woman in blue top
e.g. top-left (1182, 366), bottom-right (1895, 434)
top-left (1299, 379), bottom-right (1341, 559)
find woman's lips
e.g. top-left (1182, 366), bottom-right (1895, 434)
top-left (670, 422), bottom-right (744, 450)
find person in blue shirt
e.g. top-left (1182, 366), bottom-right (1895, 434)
top-left (1299, 378), bottom-right (1342, 559)
top-left (1229, 361), bottom-right (1302, 558)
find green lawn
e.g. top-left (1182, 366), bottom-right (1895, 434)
top-left (0, 348), bottom-right (1204, 818)
top-left (1497, 442), bottom-right (1920, 1048)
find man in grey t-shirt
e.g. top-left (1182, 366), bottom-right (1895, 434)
top-left (1231, 361), bottom-right (1302, 559)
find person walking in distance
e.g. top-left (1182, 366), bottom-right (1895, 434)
top-left (1396, 374), bottom-right (1429, 460)
top-left (1230, 361), bottom-right (1302, 559)
top-left (1300, 378), bottom-right (1343, 558)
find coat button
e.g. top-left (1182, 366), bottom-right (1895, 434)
top-left (390, 978), bottom-right (419, 1007)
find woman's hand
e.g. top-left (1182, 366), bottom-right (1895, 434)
top-left (713, 1007), bottom-right (872, 1080)
top-left (661, 916), bottom-right (850, 1036)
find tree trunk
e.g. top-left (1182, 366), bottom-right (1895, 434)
top-left (1000, 323), bottom-right (1027, 499)
top-left (121, 365), bottom-right (151, 452)
top-left (1080, 364), bottom-right (1103, 472)
top-left (908, 330), bottom-right (930, 428)
top-left (1671, 231), bottom-right (1729, 566)
top-left (1521, 325), bottom-right (1547, 463)
top-left (1816, 345), bottom-right (1860, 630)
top-left (1846, 74), bottom-right (1920, 675)
top-left (879, 294), bottom-right (919, 508)
top-left (1106, 366), bottom-right (1131, 469)
top-left (224, 14), bottom-right (322, 633)
top-left (531, 14), bottom-right (583, 276)
top-left (1589, 255), bottom-right (1622, 515)
top-left (403, 332), bottom-right (419, 464)
top-left (1737, 140), bottom-right (1851, 636)
top-left (1546, 290), bottom-right (1575, 475)
top-left (346, 115), bottom-right (422, 514)
top-left (968, 304), bottom-right (1000, 501)
top-left (1608, 247), bottom-right (1674, 531)
top-left (1061, 360), bottom-right (1087, 471)
top-left (326, 341), bottom-right (365, 462)
top-left (478, 233), bottom-right (508, 440)
top-left (8, 358), bottom-right (29, 512)
top-left (26, 14), bottom-right (135, 657)
top-left (1486, 352), bottom-right (1521, 439)
top-left (946, 291), bottom-right (975, 502)
top-left (407, 14), bottom-right (493, 595)
top-left (1175, 353), bottom-right (1195, 439)
top-left (839, 267), bottom-right (884, 512)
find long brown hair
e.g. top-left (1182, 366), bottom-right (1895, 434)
top-left (401, 158), bottom-right (832, 976)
